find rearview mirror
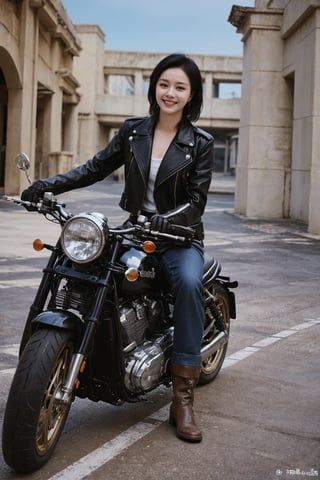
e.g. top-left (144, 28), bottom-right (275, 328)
top-left (16, 152), bottom-right (32, 185)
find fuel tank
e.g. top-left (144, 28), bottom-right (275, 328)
top-left (119, 247), bottom-right (162, 293)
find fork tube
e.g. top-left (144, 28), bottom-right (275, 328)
top-left (19, 242), bottom-right (61, 356)
top-left (76, 238), bottom-right (122, 356)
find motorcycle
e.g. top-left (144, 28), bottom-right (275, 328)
top-left (2, 153), bottom-right (238, 473)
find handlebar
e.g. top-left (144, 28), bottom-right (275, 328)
top-left (2, 194), bottom-right (194, 245)
top-left (2, 194), bottom-right (70, 223)
top-left (109, 222), bottom-right (194, 245)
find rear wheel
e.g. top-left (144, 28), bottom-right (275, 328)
top-left (2, 327), bottom-right (75, 473)
top-left (199, 283), bottom-right (230, 385)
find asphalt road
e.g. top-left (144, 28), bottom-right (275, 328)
top-left (0, 179), bottom-right (319, 480)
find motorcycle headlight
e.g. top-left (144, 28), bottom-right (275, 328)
top-left (61, 213), bottom-right (108, 264)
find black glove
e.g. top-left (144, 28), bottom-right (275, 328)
top-left (150, 214), bottom-right (172, 233)
top-left (21, 181), bottom-right (46, 203)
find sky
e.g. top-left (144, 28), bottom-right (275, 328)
top-left (62, 0), bottom-right (255, 57)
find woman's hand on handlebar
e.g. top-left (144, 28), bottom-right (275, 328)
top-left (21, 181), bottom-right (46, 204)
top-left (150, 214), bottom-right (171, 233)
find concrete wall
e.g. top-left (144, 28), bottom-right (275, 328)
top-left (72, 32), bottom-right (243, 166)
top-left (0, 3), bottom-right (243, 193)
top-left (0, 0), bottom-right (81, 194)
top-left (229, 0), bottom-right (320, 234)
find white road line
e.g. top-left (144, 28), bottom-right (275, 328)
top-left (0, 279), bottom-right (39, 288)
top-left (0, 344), bottom-right (19, 356)
top-left (1, 319), bottom-right (319, 479)
top-left (1, 368), bottom-right (16, 375)
top-left (48, 407), bottom-right (170, 480)
top-left (45, 318), bottom-right (320, 480)
top-left (0, 266), bottom-right (40, 273)
top-left (222, 318), bottom-right (320, 369)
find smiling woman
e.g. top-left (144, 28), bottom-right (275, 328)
top-left (19, 52), bottom-right (215, 445)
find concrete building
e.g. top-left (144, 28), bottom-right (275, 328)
top-left (0, 4), bottom-right (242, 196)
top-left (229, 0), bottom-right (320, 234)
top-left (72, 25), bottom-right (242, 176)
top-left (0, 0), bottom-right (81, 195)
top-left (3, 1), bottom-right (318, 236)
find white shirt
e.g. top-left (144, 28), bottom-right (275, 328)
top-left (141, 157), bottom-right (162, 213)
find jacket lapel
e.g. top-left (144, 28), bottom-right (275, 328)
top-left (156, 122), bottom-right (195, 186)
top-left (128, 118), bottom-right (196, 188)
top-left (128, 117), bottom-right (154, 186)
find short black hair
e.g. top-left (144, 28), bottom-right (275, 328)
top-left (148, 53), bottom-right (203, 122)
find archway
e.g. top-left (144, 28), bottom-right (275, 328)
top-left (0, 68), bottom-right (8, 190)
top-left (0, 46), bottom-right (22, 194)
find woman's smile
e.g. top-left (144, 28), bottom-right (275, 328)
top-left (156, 67), bottom-right (192, 118)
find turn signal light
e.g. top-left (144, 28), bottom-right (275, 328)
top-left (142, 241), bottom-right (156, 254)
top-left (33, 239), bottom-right (44, 251)
top-left (125, 267), bottom-right (139, 282)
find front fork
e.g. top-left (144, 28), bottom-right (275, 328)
top-left (19, 242), bottom-right (62, 356)
top-left (60, 353), bottom-right (85, 404)
top-left (60, 239), bottom-right (123, 404)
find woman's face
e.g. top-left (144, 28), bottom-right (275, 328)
top-left (155, 67), bottom-right (192, 119)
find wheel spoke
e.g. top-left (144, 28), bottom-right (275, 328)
top-left (200, 284), bottom-right (231, 383)
top-left (36, 347), bottom-right (71, 455)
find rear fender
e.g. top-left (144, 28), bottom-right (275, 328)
top-left (215, 277), bottom-right (238, 319)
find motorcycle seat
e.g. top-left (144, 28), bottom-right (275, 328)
top-left (203, 253), bottom-right (221, 284)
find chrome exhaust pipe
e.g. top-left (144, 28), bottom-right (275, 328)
top-left (201, 331), bottom-right (228, 361)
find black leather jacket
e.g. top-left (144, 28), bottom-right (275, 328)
top-left (40, 116), bottom-right (214, 238)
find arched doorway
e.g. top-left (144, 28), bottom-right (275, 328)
top-left (0, 68), bottom-right (8, 191)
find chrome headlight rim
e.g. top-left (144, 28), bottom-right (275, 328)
top-left (61, 212), bottom-right (108, 264)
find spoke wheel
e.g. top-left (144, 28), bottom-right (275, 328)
top-left (199, 283), bottom-right (230, 385)
top-left (36, 346), bottom-right (71, 455)
top-left (2, 328), bottom-right (75, 473)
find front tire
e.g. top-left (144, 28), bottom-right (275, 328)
top-left (2, 327), bottom-right (75, 473)
top-left (199, 283), bottom-right (230, 385)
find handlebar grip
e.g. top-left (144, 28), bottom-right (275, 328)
top-left (167, 224), bottom-right (194, 239)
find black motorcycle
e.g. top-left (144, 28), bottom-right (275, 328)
top-left (2, 153), bottom-right (237, 473)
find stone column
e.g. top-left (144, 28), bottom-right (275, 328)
top-left (307, 20), bottom-right (320, 234)
top-left (73, 25), bottom-right (105, 164)
top-left (230, 6), bottom-right (293, 218)
top-left (5, 1), bottom-right (40, 193)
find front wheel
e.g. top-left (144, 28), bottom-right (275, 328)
top-left (199, 283), bottom-right (230, 385)
top-left (2, 327), bottom-right (75, 473)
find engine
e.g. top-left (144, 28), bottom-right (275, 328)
top-left (119, 296), bottom-right (173, 393)
top-left (55, 281), bottom-right (174, 394)
top-left (124, 329), bottom-right (173, 393)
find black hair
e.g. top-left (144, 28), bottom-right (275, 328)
top-left (148, 53), bottom-right (203, 123)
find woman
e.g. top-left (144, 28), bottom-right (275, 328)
top-left (22, 53), bottom-right (214, 442)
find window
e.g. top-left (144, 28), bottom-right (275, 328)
top-left (107, 75), bottom-right (135, 96)
top-left (143, 77), bottom-right (150, 96)
top-left (213, 82), bottom-right (242, 98)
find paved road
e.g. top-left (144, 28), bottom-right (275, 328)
top-left (0, 179), bottom-right (319, 480)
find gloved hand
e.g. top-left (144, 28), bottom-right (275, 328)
top-left (150, 214), bottom-right (172, 233)
top-left (21, 180), bottom-right (46, 204)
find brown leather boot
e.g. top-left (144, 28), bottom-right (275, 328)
top-left (169, 363), bottom-right (202, 442)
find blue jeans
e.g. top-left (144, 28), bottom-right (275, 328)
top-left (157, 241), bottom-right (204, 367)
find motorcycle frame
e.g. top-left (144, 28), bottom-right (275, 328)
top-left (18, 226), bottom-right (237, 406)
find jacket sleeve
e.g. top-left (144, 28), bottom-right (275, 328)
top-left (39, 122), bottom-right (129, 195)
top-left (162, 133), bottom-right (214, 226)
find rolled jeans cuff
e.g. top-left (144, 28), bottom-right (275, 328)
top-left (171, 352), bottom-right (201, 367)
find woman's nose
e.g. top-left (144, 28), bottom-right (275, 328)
top-left (166, 85), bottom-right (175, 97)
